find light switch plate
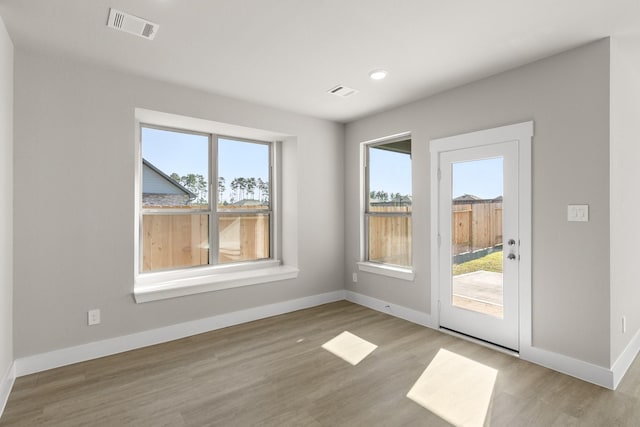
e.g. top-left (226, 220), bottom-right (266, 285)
top-left (568, 204), bottom-right (589, 222)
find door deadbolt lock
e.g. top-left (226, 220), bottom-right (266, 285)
top-left (508, 239), bottom-right (516, 246)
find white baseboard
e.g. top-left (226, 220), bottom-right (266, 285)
top-left (15, 290), bottom-right (345, 377)
top-left (346, 290), bottom-right (618, 389)
top-left (0, 361), bottom-right (16, 419)
top-left (344, 290), bottom-right (436, 328)
top-left (612, 327), bottom-right (640, 389)
top-left (10, 289), bottom-right (634, 392)
top-left (520, 345), bottom-right (613, 389)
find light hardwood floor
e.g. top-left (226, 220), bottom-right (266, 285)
top-left (2, 301), bottom-right (640, 426)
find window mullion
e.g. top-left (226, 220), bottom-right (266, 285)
top-left (211, 134), bottom-right (218, 266)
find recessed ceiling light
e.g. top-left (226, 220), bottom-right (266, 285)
top-left (369, 70), bottom-right (388, 80)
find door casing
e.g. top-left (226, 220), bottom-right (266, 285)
top-left (438, 141), bottom-right (518, 349)
top-left (430, 121), bottom-right (533, 352)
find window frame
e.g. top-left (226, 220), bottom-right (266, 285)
top-left (358, 133), bottom-right (415, 281)
top-left (139, 124), bottom-right (214, 272)
top-left (214, 135), bottom-right (274, 266)
top-left (134, 119), bottom-right (294, 302)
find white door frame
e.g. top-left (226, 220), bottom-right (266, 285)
top-left (430, 121), bottom-right (533, 351)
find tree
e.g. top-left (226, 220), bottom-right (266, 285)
top-left (374, 190), bottom-right (388, 202)
top-left (218, 177), bottom-right (226, 203)
top-left (247, 177), bottom-right (256, 200)
top-left (257, 178), bottom-right (264, 201)
top-left (236, 177), bottom-right (247, 200)
top-left (169, 173), bottom-right (208, 205)
top-left (231, 178), bottom-right (240, 201)
top-left (261, 180), bottom-right (269, 204)
top-left (179, 174), bottom-right (208, 205)
top-left (258, 178), bottom-right (269, 203)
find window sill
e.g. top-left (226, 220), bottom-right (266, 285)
top-left (134, 261), bottom-right (299, 303)
top-left (357, 262), bottom-right (415, 281)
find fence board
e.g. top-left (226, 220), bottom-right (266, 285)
top-left (451, 201), bottom-right (502, 255)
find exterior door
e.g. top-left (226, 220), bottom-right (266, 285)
top-left (430, 121), bottom-right (532, 352)
top-left (437, 141), bottom-right (519, 350)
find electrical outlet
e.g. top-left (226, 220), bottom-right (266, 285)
top-left (352, 273), bottom-right (358, 282)
top-left (88, 309), bottom-right (101, 326)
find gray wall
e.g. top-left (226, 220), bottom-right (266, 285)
top-left (0, 16), bottom-right (13, 379)
top-left (610, 36), bottom-right (640, 364)
top-left (13, 49), bottom-right (344, 357)
top-left (345, 40), bottom-right (612, 367)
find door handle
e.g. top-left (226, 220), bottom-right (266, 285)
top-left (507, 253), bottom-right (516, 260)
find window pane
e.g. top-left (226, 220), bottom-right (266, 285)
top-left (142, 127), bottom-right (209, 209)
top-left (142, 214), bottom-right (209, 272)
top-left (217, 138), bottom-right (270, 209)
top-left (368, 215), bottom-right (412, 267)
top-left (218, 214), bottom-right (270, 264)
top-left (368, 140), bottom-right (412, 212)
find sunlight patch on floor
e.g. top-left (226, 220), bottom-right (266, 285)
top-left (321, 331), bottom-right (378, 365)
top-left (407, 348), bottom-right (497, 427)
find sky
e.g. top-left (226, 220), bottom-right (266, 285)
top-left (142, 127), bottom-right (503, 202)
top-left (369, 147), bottom-right (412, 196)
top-left (452, 157), bottom-right (503, 199)
top-left (141, 127), bottom-right (269, 202)
top-left (369, 146), bottom-right (503, 200)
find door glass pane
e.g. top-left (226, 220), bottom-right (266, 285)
top-left (451, 158), bottom-right (504, 318)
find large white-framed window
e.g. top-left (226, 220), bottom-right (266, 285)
top-left (358, 133), bottom-right (414, 281)
top-left (140, 126), bottom-right (273, 272)
top-left (134, 110), bottom-right (297, 303)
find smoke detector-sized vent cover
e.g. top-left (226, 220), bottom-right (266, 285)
top-left (327, 85), bottom-right (358, 98)
top-left (107, 8), bottom-right (159, 40)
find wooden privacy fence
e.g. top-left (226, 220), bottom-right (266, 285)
top-left (142, 207), bottom-right (269, 272)
top-left (368, 204), bottom-right (412, 267)
top-left (452, 200), bottom-right (502, 255)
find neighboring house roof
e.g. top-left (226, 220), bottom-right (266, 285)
top-left (142, 159), bottom-right (196, 200)
top-left (453, 194), bottom-right (503, 204)
top-left (454, 194), bottom-right (481, 201)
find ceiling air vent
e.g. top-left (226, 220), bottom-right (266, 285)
top-left (327, 84), bottom-right (358, 98)
top-left (107, 8), bottom-right (159, 40)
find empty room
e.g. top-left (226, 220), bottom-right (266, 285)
top-left (1, 1), bottom-right (640, 426)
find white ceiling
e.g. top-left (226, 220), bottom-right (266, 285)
top-left (1, 0), bottom-right (639, 123)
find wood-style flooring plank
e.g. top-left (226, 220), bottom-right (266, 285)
top-left (2, 300), bottom-right (640, 426)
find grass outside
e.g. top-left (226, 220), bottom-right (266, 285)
top-left (453, 251), bottom-right (503, 276)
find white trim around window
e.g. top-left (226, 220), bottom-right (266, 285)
top-left (134, 261), bottom-right (299, 303)
top-left (359, 131), bottom-right (414, 277)
top-left (133, 109), bottom-right (298, 303)
top-left (357, 261), bottom-right (415, 281)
